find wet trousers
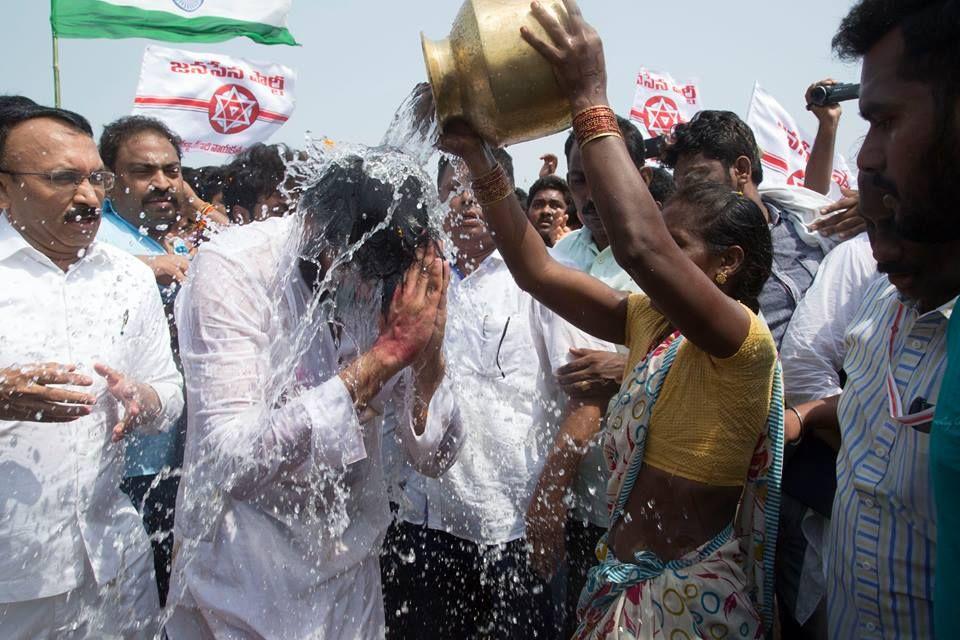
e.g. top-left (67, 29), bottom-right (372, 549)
top-left (382, 521), bottom-right (554, 639)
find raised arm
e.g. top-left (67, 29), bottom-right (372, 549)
top-left (803, 78), bottom-right (843, 196)
top-left (439, 129), bottom-right (628, 345)
top-left (520, 0), bottom-right (749, 357)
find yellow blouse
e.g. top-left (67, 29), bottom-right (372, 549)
top-left (623, 295), bottom-right (777, 487)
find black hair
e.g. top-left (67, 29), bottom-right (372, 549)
top-left (99, 115), bottom-right (183, 172)
top-left (514, 187), bottom-right (528, 212)
top-left (527, 174), bottom-right (572, 206)
top-left (669, 181), bottom-right (772, 313)
top-left (563, 115), bottom-right (646, 171)
top-left (437, 147), bottom-right (515, 189)
top-left (647, 167), bottom-right (677, 205)
top-left (222, 143), bottom-right (292, 217)
top-left (300, 153), bottom-right (437, 313)
top-left (660, 110), bottom-right (764, 186)
top-left (0, 98), bottom-right (93, 165)
top-left (183, 165), bottom-right (227, 203)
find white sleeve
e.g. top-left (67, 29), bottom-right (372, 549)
top-left (127, 270), bottom-right (183, 435)
top-left (781, 235), bottom-right (879, 405)
top-left (393, 370), bottom-right (464, 478)
top-left (531, 301), bottom-right (617, 373)
top-left (176, 249), bottom-right (366, 499)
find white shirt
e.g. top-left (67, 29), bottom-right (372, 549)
top-left (827, 278), bottom-right (951, 639)
top-left (781, 233), bottom-right (879, 406)
top-left (168, 217), bottom-right (463, 637)
top-left (0, 214), bottom-right (183, 602)
top-left (400, 251), bottom-right (612, 544)
top-left (552, 229), bottom-right (639, 528)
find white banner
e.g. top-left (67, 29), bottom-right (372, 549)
top-left (131, 45), bottom-right (296, 156)
top-left (629, 69), bottom-right (703, 139)
top-left (746, 83), bottom-right (856, 200)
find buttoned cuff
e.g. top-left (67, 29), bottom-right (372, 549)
top-left (302, 376), bottom-right (367, 468)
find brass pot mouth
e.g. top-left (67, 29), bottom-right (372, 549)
top-left (421, 33), bottom-right (460, 127)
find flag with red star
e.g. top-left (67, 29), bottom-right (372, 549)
top-left (629, 69), bottom-right (703, 141)
top-left (131, 45), bottom-right (296, 156)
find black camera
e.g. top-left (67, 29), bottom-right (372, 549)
top-left (808, 83), bottom-right (860, 107)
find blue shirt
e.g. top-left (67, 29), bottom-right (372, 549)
top-left (758, 197), bottom-right (824, 348)
top-left (97, 199), bottom-right (183, 477)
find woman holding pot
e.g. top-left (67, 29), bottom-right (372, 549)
top-left (437, 1), bottom-right (783, 637)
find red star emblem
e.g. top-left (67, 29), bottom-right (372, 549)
top-left (788, 169), bottom-right (806, 186)
top-left (207, 84), bottom-right (260, 135)
top-left (641, 95), bottom-right (682, 136)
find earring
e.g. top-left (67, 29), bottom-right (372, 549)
top-left (715, 272), bottom-right (728, 285)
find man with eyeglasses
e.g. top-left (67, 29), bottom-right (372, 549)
top-left (0, 99), bottom-right (182, 637)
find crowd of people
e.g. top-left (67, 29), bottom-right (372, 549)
top-left (0, 0), bottom-right (958, 638)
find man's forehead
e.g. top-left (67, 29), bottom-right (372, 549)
top-left (117, 132), bottom-right (180, 164)
top-left (4, 118), bottom-right (98, 167)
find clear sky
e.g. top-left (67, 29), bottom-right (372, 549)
top-left (6, 1), bottom-right (866, 190)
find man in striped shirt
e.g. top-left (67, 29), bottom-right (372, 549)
top-left (785, 1), bottom-right (960, 636)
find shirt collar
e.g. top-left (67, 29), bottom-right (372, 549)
top-left (761, 196), bottom-right (783, 226)
top-left (0, 211), bottom-right (109, 269)
top-left (0, 212), bottom-right (32, 263)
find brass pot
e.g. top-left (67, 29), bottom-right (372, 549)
top-left (422, 0), bottom-right (572, 147)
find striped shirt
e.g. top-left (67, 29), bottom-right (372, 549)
top-left (827, 277), bottom-right (954, 639)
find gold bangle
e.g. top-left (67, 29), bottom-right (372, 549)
top-left (471, 163), bottom-right (514, 206)
top-left (579, 131), bottom-right (623, 149)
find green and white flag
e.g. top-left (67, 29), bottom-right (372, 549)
top-left (51, 0), bottom-right (298, 46)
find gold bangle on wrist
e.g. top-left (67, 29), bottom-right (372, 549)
top-left (471, 162), bottom-right (514, 206)
top-left (787, 406), bottom-right (805, 446)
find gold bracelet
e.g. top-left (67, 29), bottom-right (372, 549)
top-left (579, 130), bottom-right (623, 149)
top-left (471, 163), bottom-right (514, 206)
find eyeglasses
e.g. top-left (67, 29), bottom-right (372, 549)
top-left (0, 169), bottom-right (116, 191)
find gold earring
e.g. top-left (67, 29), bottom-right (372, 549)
top-left (715, 272), bottom-right (728, 285)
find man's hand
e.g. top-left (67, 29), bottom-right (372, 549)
top-left (805, 78), bottom-right (843, 126)
top-left (410, 243), bottom-right (452, 397)
top-left (539, 153), bottom-right (559, 177)
top-left (808, 187), bottom-right (865, 240)
top-left (525, 491), bottom-right (567, 580)
top-left (375, 243), bottom-right (451, 373)
top-left (139, 253), bottom-right (190, 286)
top-left (0, 363), bottom-right (95, 422)
top-left (94, 363), bottom-right (161, 442)
top-left (557, 349), bottom-right (626, 399)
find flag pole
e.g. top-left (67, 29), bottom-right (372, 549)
top-left (52, 31), bottom-right (62, 107)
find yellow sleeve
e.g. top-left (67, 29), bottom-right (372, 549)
top-left (624, 294), bottom-right (670, 372)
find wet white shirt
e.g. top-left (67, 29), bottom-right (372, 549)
top-left (0, 214), bottom-right (183, 602)
top-left (167, 216), bottom-right (463, 639)
top-left (400, 252), bottom-right (611, 545)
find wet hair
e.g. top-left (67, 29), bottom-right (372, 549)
top-left (437, 147), bottom-right (515, 189)
top-left (661, 111), bottom-right (764, 186)
top-left (669, 181), bottom-right (772, 313)
top-left (99, 115), bottom-right (183, 172)
top-left (183, 165), bottom-right (227, 203)
top-left (564, 115), bottom-right (646, 171)
top-left (299, 153), bottom-right (436, 312)
top-left (647, 166), bottom-right (677, 205)
top-left (223, 143), bottom-right (292, 217)
top-left (0, 98), bottom-right (93, 165)
top-left (527, 174), bottom-right (572, 207)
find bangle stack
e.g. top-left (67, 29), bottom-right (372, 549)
top-left (198, 203), bottom-right (216, 217)
top-left (471, 163), bottom-right (513, 206)
top-left (573, 105), bottom-right (622, 149)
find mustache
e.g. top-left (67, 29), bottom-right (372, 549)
top-left (876, 261), bottom-right (912, 276)
top-left (66, 204), bottom-right (100, 220)
top-left (581, 201), bottom-right (599, 218)
top-left (142, 191), bottom-right (175, 204)
top-left (868, 172), bottom-right (899, 197)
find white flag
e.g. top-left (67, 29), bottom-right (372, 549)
top-left (629, 69), bottom-right (703, 139)
top-left (746, 83), bottom-right (856, 200)
top-left (131, 45), bottom-right (296, 156)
